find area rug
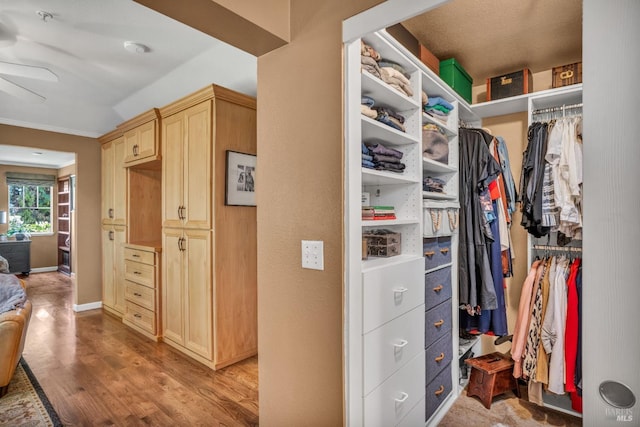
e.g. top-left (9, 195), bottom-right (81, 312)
top-left (0, 358), bottom-right (63, 427)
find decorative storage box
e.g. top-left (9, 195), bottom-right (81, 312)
top-left (363, 229), bottom-right (401, 257)
top-left (439, 58), bottom-right (473, 103)
top-left (420, 44), bottom-right (440, 75)
top-left (486, 68), bottom-right (533, 101)
top-left (552, 62), bottom-right (582, 88)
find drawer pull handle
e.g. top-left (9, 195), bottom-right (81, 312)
top-left (394, 392), bottom-right (409, 403)
top-left (424, 250), bottom-right (435, 257)
top-left (434, 319), bottom-right (445, 328)
top-left (134, 313), bottom-right (142, 319)
top-left (133, 292), bottom-right (142, 297)
top-left (440, 248), bottom-right (449, 254)
top-left (434, 385), bottom-right (445, 396)
top-left (393, 287), bottom-right (408, 294)
top-left (433, 285), bottom-right (443, 293)
top-left (393, 339), bottom-right (408, 349)
top-left (132, 254), bottom-right (140, 258)
top-left (134, 271), bottom-right (142, 275)
top-left (435, 352), bottom-right (445, 362)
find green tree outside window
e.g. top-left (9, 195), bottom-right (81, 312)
top-left (8, 184), bottom-right (52, 235)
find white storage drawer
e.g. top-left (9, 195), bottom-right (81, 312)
top-left (364, 351), bottom-right (425, 427)
top-left (362, 257), bottom-right (424, 333)
top-left (363, 305), bottom-right (425, 394)
top-left (397, 396), bottom-right (426, 427)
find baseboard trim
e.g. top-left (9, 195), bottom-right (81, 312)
top-left (73, 301), bottom-right (102, 312)
top-left (30, 266), bottom-right (59, 273)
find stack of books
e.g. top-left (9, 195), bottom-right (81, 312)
top-left (362, 205), bottom-right (396, 221)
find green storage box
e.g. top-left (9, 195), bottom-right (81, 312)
top-left (439, 58), bottom-right (473, 103)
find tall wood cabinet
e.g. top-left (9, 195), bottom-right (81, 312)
top-left (100, 130), bottom-right (128, 317)
top-left (160, 85), bottom-right (257, 370)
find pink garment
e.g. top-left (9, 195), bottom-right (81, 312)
top-left (512, 259), bottom-right (543, 378)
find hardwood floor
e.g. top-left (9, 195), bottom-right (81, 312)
top-left (19, 272), bottom-right (259, 426)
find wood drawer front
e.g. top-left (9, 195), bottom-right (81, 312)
top-left (425, 299), bottom-right (452, 346)
top-left (124, 247), bottom-right (155, 265)
top-left (364, 351), bottom-right (425, 427)
top-left (362, 257), bottom-right (424, 333)
top-left (124, 260), bottom-right (155, 288)
top-left (426, 363), bottom-right (452, 420)
top-left (124, 301), bottom-right (156, 335)
top-left (425, 266), bottom-right (452, 311)
top-left (363, 305), bottom-right (425, 395)
top-left (125, 281), bottom-right (155, 311)
top-left (426, 332), bottom-right (453, 384)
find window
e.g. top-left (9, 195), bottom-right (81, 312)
top-left (6, 172), bottom-right (55, 236)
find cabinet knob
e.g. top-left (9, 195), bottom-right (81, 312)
top-left (435, 352), bottom-right (445, 362)
top-left (433, 319), bottom-right (445, 328)
top-left (434, 385), bottom-right (445, 396)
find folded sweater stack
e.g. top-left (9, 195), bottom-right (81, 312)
top-left (424, 96), bottom-right (454, 125)
top-left (361, 40), bottom-right (413, 98)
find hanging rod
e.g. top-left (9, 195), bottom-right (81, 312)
top-left (532, 244), bottom-right (582, 252)
top-left (532, 102), bottom-right (583, 116)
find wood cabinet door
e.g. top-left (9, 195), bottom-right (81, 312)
top-left (135, 120), bottom-right (157, 160)
top-left (123, 128), bottom-right (138, 164)
top-left (101, 142), bottom-right (114, 224)
top-left (102, 225), bottom-right (115, 308)
top-left (112, 137), bottom-right (127, 225)
top-left (162, 227), bottom-right (185, 345)
top-left (162, 112), bottom-right (185, 229)
top-left (183, 228), bottom-right (213, 360)
top-left (113, 225), bottom-right (127, 314)
top-left (183, 101), bottom-right (212, 230)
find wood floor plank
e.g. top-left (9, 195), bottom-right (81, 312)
top-left (18, 272), bottom-right (259, 426)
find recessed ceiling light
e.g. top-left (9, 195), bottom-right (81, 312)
top-left (124, 41), bottom-right (150, 54)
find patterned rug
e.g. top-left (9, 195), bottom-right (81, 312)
top-left (0, 358), bottom-right (62, 427)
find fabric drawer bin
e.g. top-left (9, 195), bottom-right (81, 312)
top-left (426, 332), bottom-right (452, 384)
top-left (425, 300), bottom-right (452, 346)
top-left (426, 362), bottom-right (452, 420)
top-left (423, 207), bottom-right (459, 237)
top-left (423, 237), bottom-right (452, 271)
top-left (425, 266), bottom-right (451, 311)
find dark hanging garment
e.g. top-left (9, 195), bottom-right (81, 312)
top-left (458, 128), bottom-right (502, 313)
top-left (520, 122), bottom-right (551, 237)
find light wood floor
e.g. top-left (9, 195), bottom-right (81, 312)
top-left (20, 272), bottom-right (259, 426)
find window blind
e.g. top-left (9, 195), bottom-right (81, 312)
top-left (5, 172), bottom-right (56, 187)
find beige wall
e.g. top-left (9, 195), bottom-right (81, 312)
top-left (0, 164), bottom-right (58, 269)
top-left (0, 124), bottom-right (102, 305)
top-left (472, 69), bottom-right (554, 104)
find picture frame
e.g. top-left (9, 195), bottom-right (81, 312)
top-left (225, 150), bottom-right (257, 206)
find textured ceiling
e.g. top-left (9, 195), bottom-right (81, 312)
top-left (401, 0), bottom-right (582, 82)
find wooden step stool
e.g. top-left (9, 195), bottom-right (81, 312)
top-left (464, 352), bottom-right (521, 409)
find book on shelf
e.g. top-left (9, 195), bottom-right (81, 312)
top-left (362, 205), bottom-right (396, 220)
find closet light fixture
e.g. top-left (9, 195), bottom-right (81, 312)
top-left (124, 41), bottom-right (151, 54)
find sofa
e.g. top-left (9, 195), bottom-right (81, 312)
top-left (0, 275), bottom-right (32, 398)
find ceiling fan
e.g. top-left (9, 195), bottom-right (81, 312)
top-left (0, 60), bottom-right (58, 103)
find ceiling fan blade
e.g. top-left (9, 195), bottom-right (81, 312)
top-left (0, 76), bottom-right (45, 103)
top-left (0, 61), bottom-right (58, 82)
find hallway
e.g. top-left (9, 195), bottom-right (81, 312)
top-left (19, 272), bottom-right (259, 426)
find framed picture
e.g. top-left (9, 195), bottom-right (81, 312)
top-left (225, 150), bottom-right (256, 206)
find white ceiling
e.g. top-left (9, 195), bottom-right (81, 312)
top-left (0, 144), bottom-right (75, 168)
top-left (0, 0), bottom-right (257, 139)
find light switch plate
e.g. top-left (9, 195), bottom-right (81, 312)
top-left (301, 240), bottom-right (324, 270)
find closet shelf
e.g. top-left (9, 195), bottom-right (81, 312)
top-left (423, 157), bottom-right (456, 173)
top-left (422, 113), bottom-right (456, 138)
top-left (422, 191), bottom-right (457, 201)
top-left (362, 218), bottom-right (419, 227)
top-left (362, 168), bottom-right (419, 185)
top-left (361, 71), bottom-right (420, 112)
top-left (361, 116), bottom-right (420, 146)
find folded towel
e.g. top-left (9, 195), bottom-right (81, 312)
top-left (426, 96), bottom-right (454, 111)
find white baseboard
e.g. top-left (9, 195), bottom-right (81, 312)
top-left (73, 301), bottom-right (102, 312)
top-left (30, 266), bottom-right (60, 273)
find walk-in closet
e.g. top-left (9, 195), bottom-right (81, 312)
top-left (344, 1), bottom-right (639, 425)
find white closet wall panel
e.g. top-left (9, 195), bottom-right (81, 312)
top-left (583, 0), bottom-right (640, 425)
